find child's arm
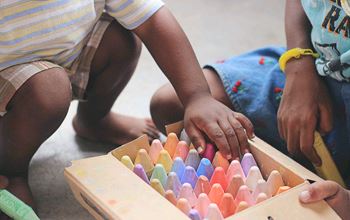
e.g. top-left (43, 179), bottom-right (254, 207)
top-left (277, 0), bottom-right (332, 165)
top-left (299, 181), bottom-right (350, 219)
top-left (133, 7), bottom-right (254, 159)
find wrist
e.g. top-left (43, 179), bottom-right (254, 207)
top-left (182, 91), bottom-right (212, 108)
top-left (285, 56), bottom-right (319, 78)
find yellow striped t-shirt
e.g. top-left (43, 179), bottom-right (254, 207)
top-left (0, 0), bottom-right (164, 71)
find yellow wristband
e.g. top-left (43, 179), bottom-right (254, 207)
top-left (279, 48), bottom-right (319, 72)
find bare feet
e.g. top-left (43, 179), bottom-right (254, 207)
top-left (0, 176), bottom-right (36, 220)
top-left (73, 112), bottom-right (160, 145)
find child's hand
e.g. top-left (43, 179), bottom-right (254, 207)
top-left (277, 57), bottom-right (333, 165)
top-left (299, 181), bottom-right (350, 219)
top-left (0, 175), bottom-right (8, 189)
top-left (183, 95), bottom-right (254, 160)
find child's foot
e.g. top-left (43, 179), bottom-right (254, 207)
top-left (73, 112), bottom-right (160, 145)
top-left (0, 177), bottom-right (36, 220)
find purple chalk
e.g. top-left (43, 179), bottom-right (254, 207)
top-left (165, 172), bottom-right (182, 196)
top-left (181, 166), bottom-right (199, 188)
top-left (241, 153), bottom-right (257, 176)
top-left (185, 149), bottom-right (201, 170)
top-left (171, 157), bottom-right (186, 178)
top-left (133, 164), bottom-right (150, 184)
top-left (188, 209), bottom-right (201, 220)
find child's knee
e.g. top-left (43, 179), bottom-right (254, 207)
top-left (150, 84), bottom-right (182, 118)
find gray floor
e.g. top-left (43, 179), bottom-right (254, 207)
top-left (30, 1), bottom-right (286, 219)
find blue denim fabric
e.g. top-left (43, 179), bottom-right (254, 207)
top-left (205, 46), bottom-right (350, 179)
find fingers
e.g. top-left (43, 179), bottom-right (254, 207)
top-left (185, 123), bottom-right (206, 154)
top-left (203, 122), bottom-right (232, 159)
top-left (218, 120), bottom-right (240, 160)
top-left (228, 114), bottom-right (250, 155)
top-left (286, 124), bottom-right (300, 156)
top-left (299, 181), bottom-right (340, 203)
top-left (234, 113), bottom-right (255, 139)
top-left (0, 176), bottom-right (9, 189)
top-left (300, 125), bottom-right (321, 166)
top-left (318, 104), bottom-right (333, 135)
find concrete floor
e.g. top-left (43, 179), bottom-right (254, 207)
top-left (30, 1), bottom-right (286, 219)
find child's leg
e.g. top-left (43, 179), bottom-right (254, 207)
top-left (0, 68), bottom-right (71, 211)
top-left (73, 21), bottom-right (159, 144)
top-left (150, 68), bottom-right (233, 133)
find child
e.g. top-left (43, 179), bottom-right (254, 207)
top-left (151, 0), bottom-right (350, 180)
top-left (0, 0), bottom-right (254, 217)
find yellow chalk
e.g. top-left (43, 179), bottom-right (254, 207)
top-left (313, 132), bottom-right (345, 187)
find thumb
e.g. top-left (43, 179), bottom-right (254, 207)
top-left (185, 124), bottom-right (206, 154)
top-left (299, 181), bottom-right (339, 203)
top-left (0, 176), bottom-right (9, 189)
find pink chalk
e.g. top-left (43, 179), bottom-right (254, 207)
top-left (202, 143), bottom-right (216, 162)
top-left (226, 160), bottom-right (246, 183)
top-left (235, 185), bottom-right (254, 206)
top-left (173, 141), bottom-right (189, 161)
top-left (149, 139), bottom-right (164, 164)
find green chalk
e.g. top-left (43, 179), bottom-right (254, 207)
top-left (0, 189), bottom-right (39, 220)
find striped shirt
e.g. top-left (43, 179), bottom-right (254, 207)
top-left (0, 0), bottom-right (164, 71)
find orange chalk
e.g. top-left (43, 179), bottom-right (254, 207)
top-left (194, 175), bottom-right (211, 197)
top-left (176, 198), bottom-right (191, 215)
top-left (178, 183), bottom-right (197, 207)
top-left (235, 185), bottom-right (254, 206)
top-left (255, 192), bottom-right (268, 204)
top-left (226, 160), bottom-right (246, 183)
top-left (208, 183), bottom-right (225, 205)
top-left (150, 179), bottom-right (165, 196)
top-left (120, 155), bottom-right (134, 170)
top-left (210, 167), bottom-right (228, 191)
top-left (235, 201), bottom-right (249, 213)
top-left (134, 149), bottom-right (154, 177)
top-left (212, 151), bottom-right (230, 172)
top-left (164, 132), bottom-right (179, 158)
top-left (149, 139), bottom-right (164, 164)
top-left (267, 170), bottom-right (284, 196)
top-left (156, 150), bottom-right (173, 173)
top-left (173, 141), bottom-right (189, 161)
top-left (276, 186), bottom-right (290, 195)
top-left (165, 190), bottom-right (177, 205)
top-left (226, 174), bottom-right (244, 198)
top-left (219, 193), bottom-right (236, 218)
top-left (245, 166), bottom-right (263, 191)
top-left (206, 203), bottom-right (224, 220)
top-left (195, 193), bottom-right (210, 218)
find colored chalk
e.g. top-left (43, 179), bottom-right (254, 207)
top-left (164, 132), bottom-right (179, 158)
top-left (134, 149), bottom-right (154, 177)
top-left (226, 174), bottom-right (244, 198)
top-left (235, 201), bottom-right (249, 213)
top-left (195, 193), bottom-right (211, 218)
top-left (120, 155), bottom-right (134, 170)
top-left (173, 141), bottom-right (189, 160)
top-left (133, 164), bottom-right (150, 184)
top-left (171, 157), bottom-right (186, 179)
top-left (212, 151), bottom-right (229, 172)
top-left (226, 160), bottom-right (246, 183)
top-left (276, 186), bottom-right (290, 195)
top-left (194, 175), bottom-right (211, 197)
top-left (267, 170), bottom-right (284, 196)
top-left (176, 198), bottom-right (191, 215)
top-left (219, 193), bottom-right (236, 218)
top-left (165, 172), bottom-right (182, 196)
top-left (210, 167), bottom-right (228, 191)
top-left (150, 179), bottom-right (165, 196)
top-left (178, 183), bottom-right (197, 207)
top-left (0, 189), bottom-right (40, 220)
top-left (150, 164), bottom-right (168, 188)
top-left (196, 158), bottom-right (214, 180)
top-left (149, 139), bottom-right (164, 164)
top-left (208, 183), bottom-right (225, 206)
top-left (202, 143), bottom-right (216, 162)
top-left (252, 179), bottom-right (270, 199)
top-left (185, 149), bottom-right (201, 170)
top-left (245, 166), bottom-right (263, 191)
top-left (156, 150), bottom-right (173, 173)
top-left (205, 203), bottom-right (224, 220)
top-left (235, 185), bottom-right (254, 206)
top-left (180, 129), bottom-right (191, 145)
top-left (181, 166), bottom-right (198, 188)
top-left (256, 193), bottom-right (268, 204)
top-left (188, 209), bottom-right (201, 220)
top-left (165, 190), bottom-right (177, 206)
top-left (241, 153), bottom-right (257, 176)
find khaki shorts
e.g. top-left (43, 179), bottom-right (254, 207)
top-left (0, 14), bottom-right (114, 116)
